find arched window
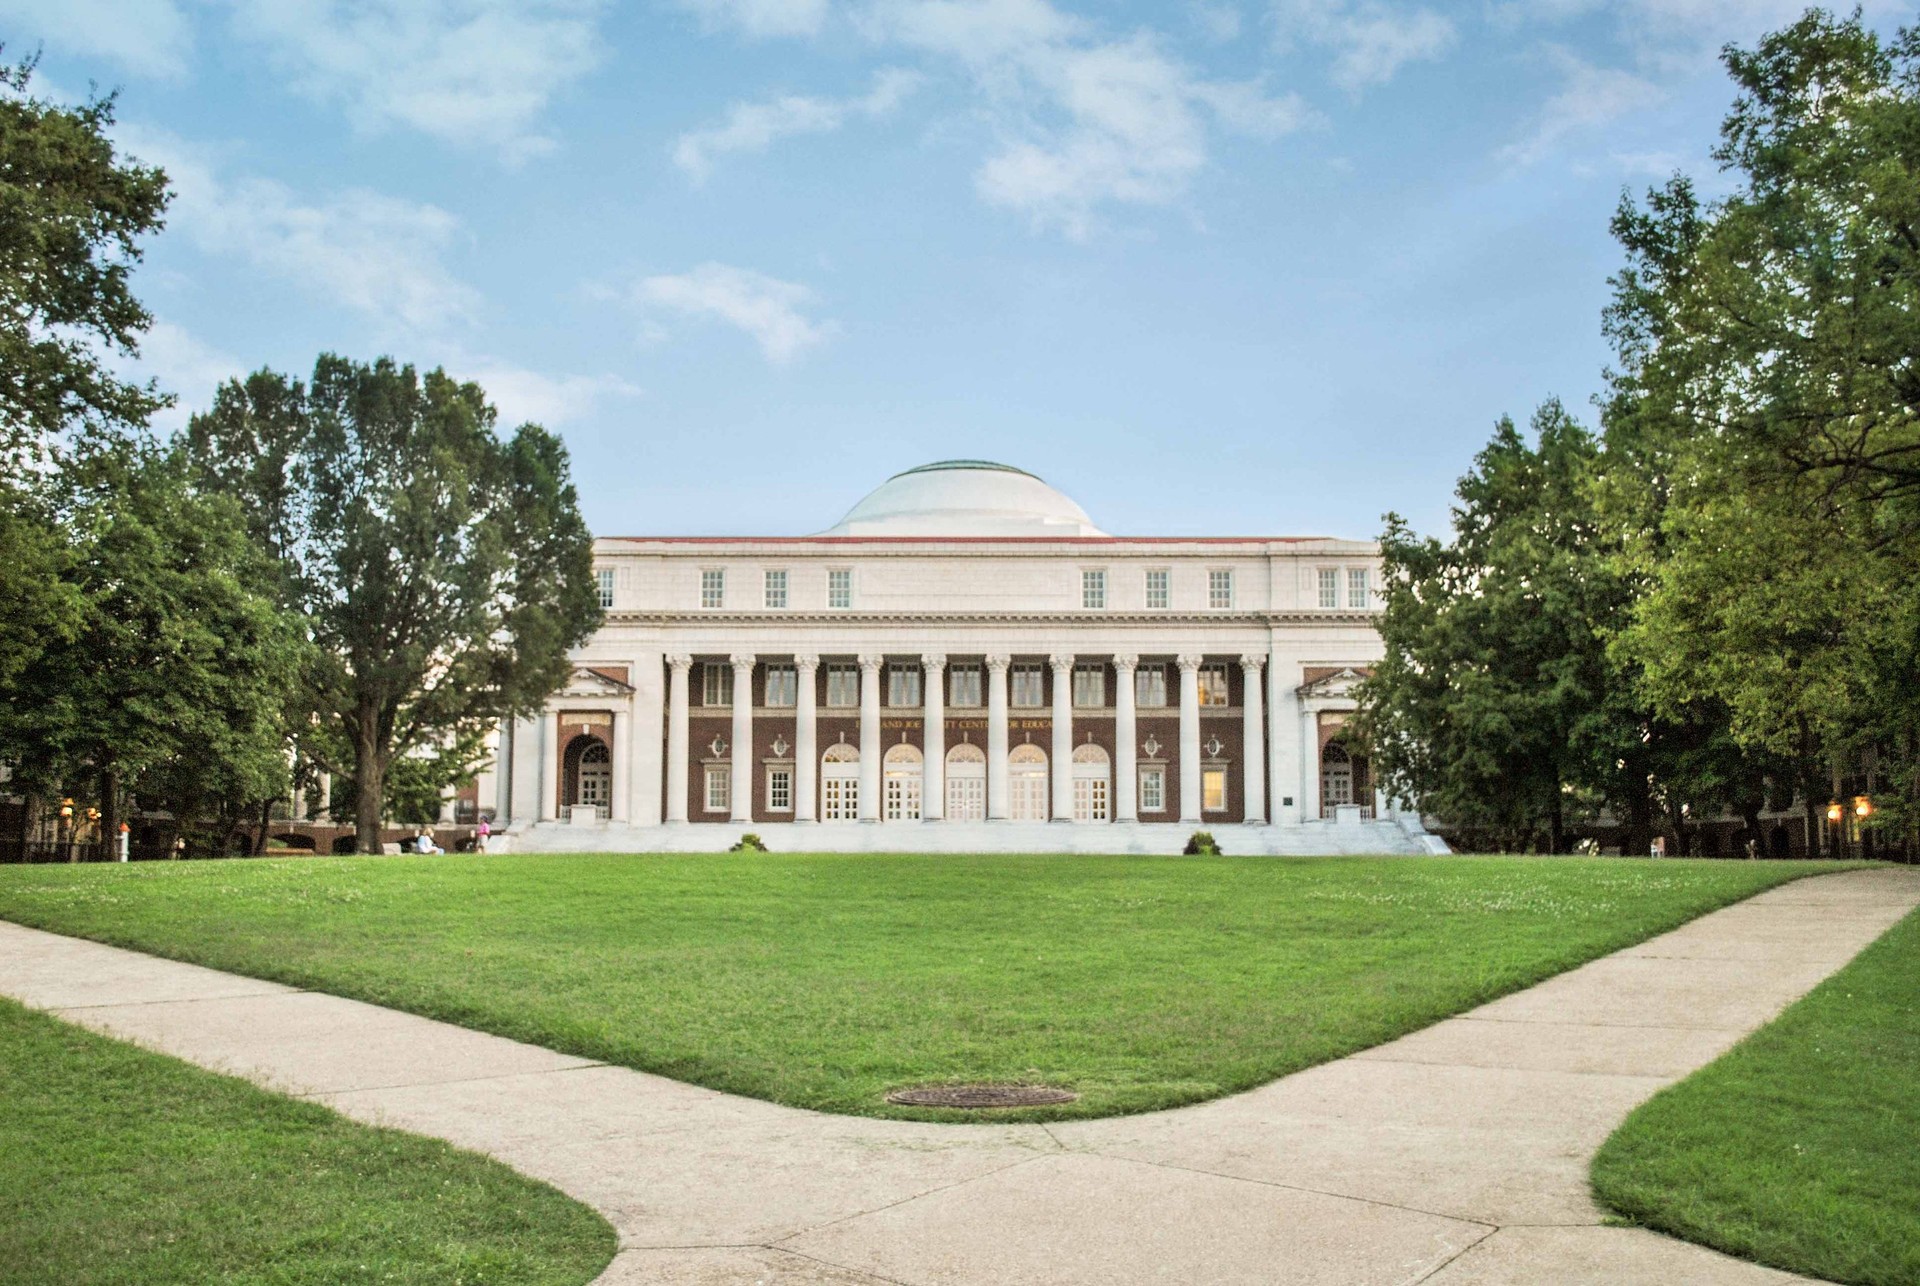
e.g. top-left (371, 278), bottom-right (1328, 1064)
top-left (563, 735), bottom-right (612, 816)
top-left (1321, 739), bottom-right (1353, 816)
top-left (1008, 744), bottom-right (1048, 822)
top-left (1071, 743), bottom-right (1111, 822)
top-left (822, 743), bottom-right (859, 822)
top-left (946, 743), bottom-right (986, 821)
top-left (883, 743), bottom-right (923, 821)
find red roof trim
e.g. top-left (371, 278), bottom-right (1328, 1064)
top-left (602, 535), bottom-right (1331, 545)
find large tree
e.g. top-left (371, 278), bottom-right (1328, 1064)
top-left (187, 355), bottom-right (602, 851)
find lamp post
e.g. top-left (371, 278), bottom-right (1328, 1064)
top-left (1826, 800), bottom-right (1845, 860)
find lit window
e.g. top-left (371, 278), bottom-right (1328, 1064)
top-left (767, 767), bottom-right (792, 812)
top-left (704, 765), bottom-right (731, 813)
top-left (1348, 566), bottom-right (1369, 609)
top-left (1082, 569), bottom-right (1106, 609)
top-left (887, 665), bottom-right (922, 708)
top-left (1208, 569), bottom-right (1233, 609)
top-left (702, 663), bottom-right (734, 707)
top-left (595, 568), bottom-right (614, 610)
top-left (825, 663), bottom-right (858, 708)
top-left (1073, 664), bottom-right (1105, 708)
top-left (1202, 768), bottom-right (1227, 812)
top-left (763, 664), bottom-right (796, 708)
top-left (1135, 665), bottom-right (1168, 708)
top-left (1139, 766), bottom-right (1165, 812)
top-left (764, 569), bottom-right (788, 609)
top-left (949, 665), bottom-right (982, 708)
top-left (828, 568), bottom-right (852, 609)
top-left (1010, 664), bottom-right (1044, 708)
top-left (1145, 568), bottom-right (1169, 609)
top-left (701, 569), bottom-right (725, 610)
top-left (1318, 568), bottom-right (1339, 609)
top-left (1198, 664), bottom-right (1229, 707)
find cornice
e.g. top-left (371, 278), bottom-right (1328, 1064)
top-left (603, 610), bottom-right (1381, 628)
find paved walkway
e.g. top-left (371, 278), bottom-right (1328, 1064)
top-left (3, 865), bottom-right (1916, 1285)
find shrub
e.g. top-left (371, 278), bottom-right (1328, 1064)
top-left (1183, 831), bottom-right (1220, 855)
top-left (730, 833), bottom-right (768, 853)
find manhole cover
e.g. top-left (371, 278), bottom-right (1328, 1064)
top-left (885, 1084), bottom-right (1079, 1109)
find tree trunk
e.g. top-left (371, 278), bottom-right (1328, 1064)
top-left (354, 720), bottom-right (385, 854)
top-left (1549, 788), bottom-right (1566, 856)
top-left (99, 764), bottom-right (118, 863)
top-left (254, 797), bottom-right (274, 856)
top-left (1625, 788), bottom-right (1653, 858)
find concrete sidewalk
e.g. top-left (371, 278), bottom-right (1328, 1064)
top-left (3, 865), bottom-right (1915, 1285)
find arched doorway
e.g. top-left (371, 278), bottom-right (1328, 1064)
top-left (1009, 744), bottom-right (1048, 821)
top-left (1071, 744), bottom-right (1110, 822)
top-left (822, 743), bottom-right (859, 821)
top-left (562, 735), bottom-right (612, 817)
top-left (884, 744), bottom-right (923, 821)
top-left (946, 743), bottom-right (985, 821)
top-left (1320, 738), bottom-right (1370, 817)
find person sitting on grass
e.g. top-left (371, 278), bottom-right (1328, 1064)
top-left (414, 832), bottom-right (443, 855)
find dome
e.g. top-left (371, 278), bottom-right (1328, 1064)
top-left (819, 461), bottom-right (1105, 537)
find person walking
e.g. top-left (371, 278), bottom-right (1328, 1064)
top-left (475, 817), bottom-right (490, 854)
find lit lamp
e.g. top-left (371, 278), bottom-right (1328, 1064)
top-left (1854, 796), bottom-right (1873, 819)
top-left (1826, 801), bottom-right (1843, 824)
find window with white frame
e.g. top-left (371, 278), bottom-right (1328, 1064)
top-left (949, 664), bottom-right (982, 708)
top-left (1139, 766), bottom-right (1166, 812)
top-left (1082, 568), bottom-right (1106, 609)
top-left (595, 567), bottom-right (614, 610)
top-left (1010, 663), bottom-right (1044, 708)
top-left (764, 569), bottom-right (788, 609)
top-left (1198, 663), bottom-right (1229, 707)
top-left (827, 568), bottom-right (852, 609)
top-left (1318, 568), bottom-right (1339, 609)
top-left (704, 764), bottom-right (731, 812)
top-left (1202, 768), bottom-right (1227, 812)
top-left (1072, 663), bottom-right (1105, 708)
top-left (1348, 566), bottom-right (1369, 608)
top-left (1145, 567), bottom-right (1169, 609)
top-left (763, 663), bottom-right (796, 708)
top-left (701, 568), bottom-right (725, 609)
top-left (887, 664), bottom-right (921, 708)
top-left (1135, 664), bottom-right (1168, 708)
top-left (701, 662), bottom-right (733, 707)
top-left (767, 766), bottom-right (792, 812)
top-left (1208, 568), bottom-right (1234, 609)
top-left (825, 663), bottom-right (858, 708)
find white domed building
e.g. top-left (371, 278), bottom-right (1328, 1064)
top-left (477, 462), bottom-right (1438, 854)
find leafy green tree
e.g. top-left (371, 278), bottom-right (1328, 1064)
top-left (187, 355), bottom-right (602, 852)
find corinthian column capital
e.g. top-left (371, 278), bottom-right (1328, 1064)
top-left (667, 653), bottom-right (693, 672)
top-left (1111, 652), bottom-right (1138, 673)
top-left (857, 653), bottom-right (885, 674)
top-left (1049, 653), bottom-right (1075, 674)
top-left (1239, 654), bottom-right (1265, 673)
top-left (985, 653), bottom-right (1012, 674)
top-left (1176, 653), bottom-right (1204, 673)
top-left (921, 653), bottom-right (947, 672)
top-left (729, 652), bottom-right (756, 672)
top-left (793, 652), bottom-right (819, 672)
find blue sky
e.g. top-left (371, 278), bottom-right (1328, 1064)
top-left (7, 0), bottom-right (1904, 540)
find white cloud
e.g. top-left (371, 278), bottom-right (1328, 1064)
top-left (120, 127), bottom-right (483, 331)
top-left (1499, 52), bottom-right (1664, 166)
top-left (673, 68), bottom-right (922, 182)
top-left (1190, 1), bottom-right (1244, 42)
top-left (131, 321), bottom-right (242, 430)
top-left (673, 0), bottom-right (830, 38)
top-left (224, 0), bottom-right (606, 163)
top-left (449, 358), bottom-right (641, 426)
top-left (0, 0), bottom-right (192, 78)
top-left (1273, 0), bottom-right (1456, 92)
top-left (632, 263), bottom-right (836, 365)
top-left (871, 0), bottom-right (1081, 65)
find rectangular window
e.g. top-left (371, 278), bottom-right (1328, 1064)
top-left (1073, 664), bottom-right (1105, 708)
top-left (1209, 569), bottom-right (1234, 609)
top-left (1082, 569), bottom-right (1106, 610)
top-left (825, 663), bottom-right (858, 708)
top-left (764, 569), bottom-right (788, 609)
top-left (1198, 664), bottom-right (1229, 707)
top-left (1348, 566), bottom-right (1369, 609)
top-left (1202, 768), bottom-right (1227, 812)
top-left (1010, 663), bottom-right (1044, 708)
top-left (1318, 568), bottom-right (1339, 609)
top-left (1135, 665), bottom-right (1168, 708)
top-left (763, 663), bottom-right (796, 708)
top-left (595, 567), bottom-right (614, 610)
top-left (704, 764), bottom-right (731, 813)
top-left (1139, 766), bottom-right (1165, 812)
top-left (1145, 567), bottom-right (1169, 609)
top-left (887, 665), bottom-right (922, 708)
top-left (827, 568), bottom-right (852, 609)
top-left (949, 665), bottom-right (982, 708)
top-left (767, 767), bottom-right (792, 812)
top-left (701, 663), bottom-right (734, 707)
top-left (701, 568), bottom-right (725, 610)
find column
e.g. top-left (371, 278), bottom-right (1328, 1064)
top-left (1241, 655), bottom-right (1266, 824)
top-left (858, 653), bottom-right (883, 822)
top-left (922, 654), bottom-right (946, 821)
top-left (1302, 706), bottom-right (1320, 821)
top-left (794, 654), bottom-right (818, 823)
top-left (538, 712), bottom-right (558, 821)
top-left (986, 654), bottom-right (1010, 820)
top-left (1113, 653), bottom-right (1138, 823)
top-left (1268, 653), bottom-right (1297, 825)
top-left (610, 709), bottom-right (631, 822)
top-left (665, 654), bottom-right (691, 823)
top-left (630, 652), bottom-right (664, 826)
top-left (1050, 654), bottom-right (1074, 822)
top-left (730, 654), bottom-right (754, 824)
top-left (1177, 654), bottom-right (1202, 823)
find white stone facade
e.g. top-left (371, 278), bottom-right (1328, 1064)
top-left (491, 462), bottom-right (1434, 854)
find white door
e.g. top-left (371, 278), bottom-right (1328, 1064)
top-left (1008, 746), bottom-right (1048, 822)
top-left (884, 744), bottom-right (923, 821)
top-left (822, 745), bottom-right (859, 821)
top-left (1071, 745), bottom-right (1110, 822)
top-left (946, 745), bottom-right (986, 821)
top-left (577, 741), bottom-right (611, 816)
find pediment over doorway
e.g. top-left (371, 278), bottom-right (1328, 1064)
top-left (557, 665), bottom-right (634, 699)
top-left (1298, 666), bottom-right (1369, 700)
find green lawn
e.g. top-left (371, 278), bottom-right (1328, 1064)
top-left (0, 998), bottom-right (615, 1286)
top-left (1592, 904), bottom-right (1920, 1286)
top-left (0, 853), bottom-right (1851, 1121)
